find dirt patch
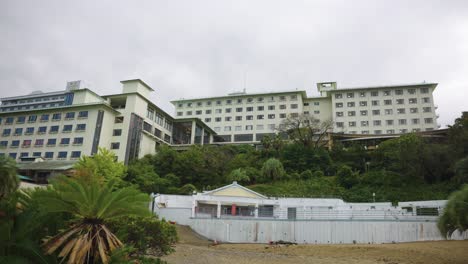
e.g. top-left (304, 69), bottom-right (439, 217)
top-left (163, 225), bottom-right (468, 264)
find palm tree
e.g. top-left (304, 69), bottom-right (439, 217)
top-left (0, 155), bottom-right (19, 201)
top-left (36, 175), bottom-right (150, 263)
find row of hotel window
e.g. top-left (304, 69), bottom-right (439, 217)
top-left (145, 110), bottom-right (173, 131)
top-left (336, 118), bottom-right (434, 127)
top-left (2, 124), bottom-right (86, 136)
top-left (335, 98), bottom-right (431, 107)
top-left (142, 122), bottom-right (172, 143)
top-left (2, 95), bottom-right (65, 105)
top-left (0, 137), bottom-right (84, 147)
top-left (347, 129), bottom-right (433, 135)
top-left (177, 95), bottom-right (301, 108)
top-left (203, 113), bottom-right (297, 123)
top-left (336, 108), bottom-right (433, 117)
top-left (177, 104), bottom-right (300, 116)
top-left (0, 111), bottom-right (88, 125)
top-left (1, 151), bottom-right (81, 160)
top-left (213, 124), bottom-right (277, 132)
top-left (334, 88), bottom-right (430, 99)
top-left (0, 103), bottom-right (67, 112)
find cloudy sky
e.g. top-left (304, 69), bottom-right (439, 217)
top-left (1, 0), bottom-right (467, 127)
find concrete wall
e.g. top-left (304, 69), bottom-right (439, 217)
top-left (190, 218), bottom-right (467, 244)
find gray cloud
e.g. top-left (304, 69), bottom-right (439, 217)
top-left (1, 0), bottom-right (467, 127)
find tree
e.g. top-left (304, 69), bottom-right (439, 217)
top-left (261, 158), bottom-right (285, 182)
top-left (0, 155), bottom-right (19, 201)
top-left (74, 148), bottom-right (126, 185)
top-left (227, 168), bottom-right (250, 184)
top-left (336, 165), bottom-right (359, 189)
top-left (36, 176), bottom-right (150, 264)
top-left (277, 114), bottom-right (333, 149)
top-left (453, 156), bottom-right (468, 184)
top-left (438, 185), bottom-right (468, 238)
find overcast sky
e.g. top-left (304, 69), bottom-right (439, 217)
top-left (1, 0), bottom-right (467, 127)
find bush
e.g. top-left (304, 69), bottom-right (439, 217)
top-left (300, 170), bottom-right (313, 180)
top-left (336, 165), bottom-right (359, 189)
top-left (438, 185), bottom-right (468, 238)
top-left (109, 216), bottom-right (178, 257)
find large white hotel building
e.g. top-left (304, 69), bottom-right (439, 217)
top-left (0, 79), bottom-right (439, 169)
top-left (172, 81), bottom-right (439, 143)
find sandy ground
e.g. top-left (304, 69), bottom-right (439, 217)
top-left (161, 225), bottom-right (468, 264)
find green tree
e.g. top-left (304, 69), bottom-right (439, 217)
top-left (277, 114), bottom-right (333, 149)
top-left (36, 176), bottom-right (150, 264)
top-left (227, 168), bottom-right (250, 184)
top-left (74, 148), bottom-right (127, 184)
top-left (453, 156), bottom-right (468, 184)
top-left (438, 185), bottom-right (468, 238)
top-left (336, 165), bottom-right (359, 189)
top-left (0, 155), bottom-right (19, 201)
top-left (261, 158), bottom-right (285, 182)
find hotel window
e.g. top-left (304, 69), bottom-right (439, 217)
top-left (371, 100), bottom-right (379, 106)
top-left (235, 116), bottom-right (242, 121)
top-left (25, 127), bottom-right (34, 135)
top-left (385, 109), bottom-right (393, 115)
top-left (256, 125), bottom-right (264, 130)
top-left (11, 140), bottom-right (20, 147)
top-left (73, 137), bottom-right (83, 145)
top-left (60, 138), bottom-right (70, 145)
top-left (347, 102), bottom-right (355, 107)
top-left (14, 128), bottom-right (23, 136)
top-left (383, 90), bottom-right (391, 96)
top-left (114, 116), bottom-right (124, 123)
top-left (78, 111), bottom-right (88, 118)
top-left (63, 125), bottom-right (73, 132)
top-left (268, 105), bottom-right (275, 110)
top-left (422, 97), bottom-right (430, 103)
top-left (20, 152), bottom-right (28, 158)
top-left (111, 142), bottom-right (120, 149)
top-left (371, 91), bottom-right (379, 96)
top-left (304, 111), bottom-right (309, 115)
top-left (314, 102), bottom-right (320, 106)
top-left (76, 124), bottom-right (86, 132)
top-left (335, 93), bottom-right (343, 99)
top-left (412, 118), bottom-right (420, 124)
top-left (384, 100), bottom-right (392, 105)
top-left (71, 151), bottom-right (81, 159)
top-left (346, 93), bottom-right (354, 98)
top-left (235, 126), bottom-right (242, 131)
top-left (205, 118), bottom-right (211, 122)
top-left (291, 104), bottom-right (298, 109)
top-left (303, 102), bottom-right (309, 106)
top-left (257, 97), bottom-right (264, 102)
top-left (361, 130), bottom-right (369, 134)
top-left (52, 113), bottom-right (61, 121)
top-left (0, 141), bottom-right (7, 148)
top-left (280, 113), bottom-right (286, 118)
top-left (335, 103), bottom-right (343, 108)
top-left (399, 129), bottom-right (408, 134)
top-left (372, 110), bottom-right (380, 115)
top-left (396, 99), bottom-right (404, 105)
top-left (215, 117), bottom-right (221, 122)
top-left (246, 115), bottom-right (253, 120)
top-left (409, 98), bottom-right (417, 104)
top-left (360, 110), bottom-right (368, 116)
top-left (245, 125), bottom-right (253, 130)
top-left (349, 121), bottom-right (356, 127)
top-left (226, 99), bottom-right (232, 104)
top-left (49, 126), bottom-right (59, 134)
top-left (410, 108), bottom-right (418, 113)
top-left (187, 103), bottom-right (192, 107)
top-left (257, 106), bottom-right (264, 111)
top-left (336, 122), bottom-right (344, 128)
top-left (28, 115), bottom-right (37, 122)
top-left (387, 129), bottom-right (395, 134)
top-left (246, 107), bottom-right (253, 112)
top-left (45, 152), bottom-right (53, 159)
top-left (290, 95), bottom-right (298, 100)
top-left (421, 87), bottom-right (429, 93)
top-left (38, 126), bottom-right (47, 134)
top-left (35, 139), bottom-right (44, 146)
top-left (22, 140), bottom-right (32, 147)
top-left (17, 116), bottom-right (26, 124)
top-left (196, 102), bottom-right (202, 107)
top-left (359, 101), bottom-right (367, 106)
top-left (423, 107), bottom-right (432, 113)
top-left (206, 101), bottom-right (212, 106)
top-left (47, 139), bottom-right (56, 146)
top-left (195, 110), bottom-right (202, 115)
top-left (268, 96), bottom-right (275, 102)
top-left (348, 111), bottom-right (356, 116)
top-left (65, 112), bottom-right (75, 119)
top-left (225, 108), bottom-right (232, 113)
top-left (186, 111), bottom-right (192, 116)
top-left (397, 108), bottom-right (406, 114)
top-left (361, 121), bottom-right (369, 126)
top-left (177, 112), bottom-right (182, 116)
top-left (205, 110), bottom-right (212, 114)
top-left (386, 120), bottom-right (394, 125)
top-left (225, 117), bottom-right (232, 121)
top-left (113, 129), bottom-right (122, 136)
top-left (408, 88), bottom-right (416, 94)
top-left (236, 107), bottom-right (243, 112)
top-left (373, 120), bottom-right (381, 126)
top-left (424, 118), bottom-right (433, 124)
top-left (216, 100), bottom-right (222, 105)
top-left (247, 98), bottom-right (254, 103)
top-left (359, 92), bottom-right (366, 97)
top-left (314, 110), bottom-right (320, 114)
top-left (237, 99), bottom-right (243, 104)
top-left (279, 96), bottom-right (286, 101)
top-left (215, 109), bottom-right (222, 114)
top-left (40, 114), bottom-right (49, 122)
top-left (395, 89), bottom-right (403, 95)
top-left (257, 115), bottom-right (264, 120)
top-left (5, 117), bottom-right (14, 124)
top-left (398, 119), bottom-right (407, 125)
top-left (279, 105), bottom-right (286, 110)
top-left (58, 151), bottom-right (67, 159)
top-left (268, 114), bottom-right (275, 119)
top-left (336, 112), bottom-right (343, 117)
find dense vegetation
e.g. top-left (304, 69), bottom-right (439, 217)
top-left (127, 113), bottom-right (468, 203)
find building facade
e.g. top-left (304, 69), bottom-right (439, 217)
top-left (172, 82), bottom-right (439, 143)
top-left (0, 79), bottom-right (216, 168)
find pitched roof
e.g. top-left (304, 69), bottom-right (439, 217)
top-left (203, 181), bottom-right (267, 199)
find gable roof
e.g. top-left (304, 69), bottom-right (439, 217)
top-left (203, 181), bottom-right (267, 199)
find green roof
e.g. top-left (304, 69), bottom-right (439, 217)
top-left (17, 161), bottom-right (77, 171)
